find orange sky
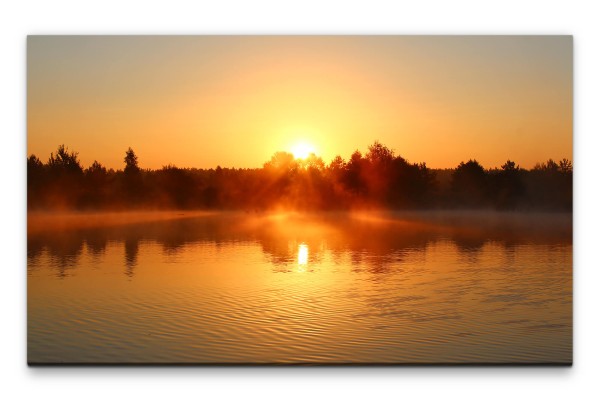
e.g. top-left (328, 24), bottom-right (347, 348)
top-left (27, 36), bottom-right (572, 170)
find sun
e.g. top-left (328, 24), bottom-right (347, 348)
top-left (291, 142), bottom-right (315, 160)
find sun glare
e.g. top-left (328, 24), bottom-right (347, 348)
top-left (291, 143), bottom-right (315, 160)
top-left (298, 243), bottom-right (309, 266)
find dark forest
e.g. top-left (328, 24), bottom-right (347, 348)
top-left (27, 142), bottom-right (572, 212)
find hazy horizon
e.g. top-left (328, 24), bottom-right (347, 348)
top-left (27, 142), bottom-right (572, 171)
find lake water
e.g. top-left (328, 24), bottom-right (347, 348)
top-left (27, 211), bottom-right (572, 364)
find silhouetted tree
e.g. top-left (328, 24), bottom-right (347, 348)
top-left (122, 147), bottom-right (144, 206)
top-left (47, 144), bottom-right (83, 174)
top-left (528, 158), bottom-right (572, 211)
top-left (328, 155), bottom-right (346, 173)
top-left (80, 160), bottom-right (110, 208)
top-left (362, 142), bottom-right (395, 204)
top-left (27, 154), bottom-right (44, 184)
top-left (263, 151), bottom-right (298, 172)
top-left (391, 160), bottom-right (436, 208)
top-left (87, 160), bottom-right (107, 175)
top-left (27, 154), bottom-right (45, 209)
top-left (124, 147), bottom-right (140, 175)
top-left (451, 159), bottom-right (489, 208)
top-left (366, 141), bottom-right (395, 166)
top-left (41, 145), bottom-right (85, 209)
top-left (152, 165), bottom-right (198, 208)
top-left (27, 154), bottom-right (43, 170)
top-left (559, 158), bottom-right (573, 173)
top-left (344, 150), bottom-right (366, 197)
top-left (493, 160), bottom-right (524, 210)
top-left (26, 142), bottom-right (573, 212)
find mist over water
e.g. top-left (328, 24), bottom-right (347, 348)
top-left (27, 211), bottom-right (572, 364)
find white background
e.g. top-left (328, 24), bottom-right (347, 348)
top-left (2, 1), bottom-right (599, 400)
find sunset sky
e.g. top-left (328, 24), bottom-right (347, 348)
top-left (27, 36), bottom-right (572, 170)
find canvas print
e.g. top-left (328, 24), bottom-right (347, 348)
top-left (27, 36), bottom-right (572, 365)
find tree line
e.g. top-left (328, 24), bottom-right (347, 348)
top-left (27, 142), bottom-right (572, 211)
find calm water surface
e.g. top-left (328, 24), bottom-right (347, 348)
top-left (27, 211), bottom-right (572, 364)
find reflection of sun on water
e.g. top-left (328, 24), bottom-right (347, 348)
top-left (297, 243), bottom-right (308, 272)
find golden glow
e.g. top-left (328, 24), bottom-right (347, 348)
top-left (27, 36), bottom-right (572, 170)
top-left (297, 243), bottom-right (309, 272)
top-left (28, 212), bottom-right (572, 363)
top-left (291, 143), bottom-right (315, 160)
